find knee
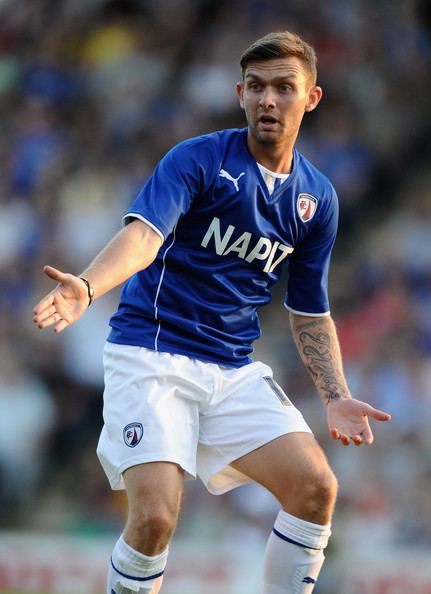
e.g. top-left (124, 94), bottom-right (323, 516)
top-left (135, 506), bottom-right (177, 537)
top-left (127, 505), bottom-right (178, 554)
top-left (301, 466), bottom-right (338, 522)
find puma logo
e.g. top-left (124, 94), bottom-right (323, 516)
top-left (219, 168), bottom-right (245, 192)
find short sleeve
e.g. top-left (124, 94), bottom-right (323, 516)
top-left (284, 188), bottom-right (339, 316)
top-left (124, 137), bottom-right (218, 240)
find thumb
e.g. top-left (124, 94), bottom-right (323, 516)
top-left (43, 265), bottom-right (68, 284)
top-left (362, 402), bottom-right (391, 422)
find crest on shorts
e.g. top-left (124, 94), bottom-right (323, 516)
top-left (297, 193), bottom-right (318, 222)
top-left (123, 422), bottom-right (144, 448)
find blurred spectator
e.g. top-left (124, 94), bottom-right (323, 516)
top-left (0, 329), bottom-right (56, 513)
top-left (9, 98), bottom-right (68, 197)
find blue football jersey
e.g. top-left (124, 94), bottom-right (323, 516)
top-left (108, 128), bottom-right (339, 367)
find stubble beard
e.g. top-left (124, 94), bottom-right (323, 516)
top-left (250, 122), bottom-right (284, 149)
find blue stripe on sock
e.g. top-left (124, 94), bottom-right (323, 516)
top-left (272, 527), bottom-right (320, 550)
top-left (111, 558), bottom-right (164, 582)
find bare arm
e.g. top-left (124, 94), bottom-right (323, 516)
top-left (289, 313), bottom-right (351, 405)
top-left (80, 219), bottom-right (162, 297)
top-left (289, 313), bottom-right (391, 445)
top-left (33, 220), bottom-right (163, 333)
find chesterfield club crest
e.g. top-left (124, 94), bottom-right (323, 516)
top-left (297, 193), bottom-right (318, 222)
top-left (123, 422), bottom-right (144, 447)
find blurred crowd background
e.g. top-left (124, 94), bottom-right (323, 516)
top-left (1, 0), bottom-right (431, 592)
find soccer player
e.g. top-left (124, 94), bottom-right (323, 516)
top-left (33, 31), bottom-right (391, 594)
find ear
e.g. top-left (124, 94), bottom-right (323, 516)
top-left (236, 81), bottom-right (245, 109)
top-left (305, 85), bottom-right (323, 112)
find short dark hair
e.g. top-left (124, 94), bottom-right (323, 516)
top-left (240, 31), bottom-right (318, 83)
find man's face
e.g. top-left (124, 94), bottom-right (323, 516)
top-left (236, 56), bottom-right (322, 148)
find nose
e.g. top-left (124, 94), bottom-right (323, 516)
top-left (259, 86), bottom-right (276, 109)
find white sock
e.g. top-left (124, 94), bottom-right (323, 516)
top-left (107, 536), bottom-right (168, 594)
top-left (262, 510), bottom-right (331, 594)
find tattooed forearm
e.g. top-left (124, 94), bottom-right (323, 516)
top-left (290, 315), bottom-right (350, 405)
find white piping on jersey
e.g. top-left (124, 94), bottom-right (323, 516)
top-left (284, 303), bottom-right (331, 317)
top-left (122, 213), bottom-right (165, 241)
top-left (154, 224), bottom-right (177, 350)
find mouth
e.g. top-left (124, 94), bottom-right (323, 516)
top-left (257, 115), bottom-right (280, 130)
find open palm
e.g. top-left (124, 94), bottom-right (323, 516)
top-left (33, 266), bottom-right (89, 333)
top-left (327, 398), bottom-right (391, 446)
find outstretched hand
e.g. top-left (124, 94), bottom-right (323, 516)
top-left (327, 398), bottom-right (391, 446)
top-left (33, 266), bottom-right (90, 333)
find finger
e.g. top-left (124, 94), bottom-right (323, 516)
top-left (351, 434), bottom-right (363, 446)
top-left (362, 403), bottom-right (391, 422)
top-left (330, 427), bottom-right (350, 445)
top-left (53, 294), bottom-right (73, 324)
top-left (54, 318), bottom-right (69, 333)
top-left (33, 304), bottom-right (57, 325)
top-left (330, 428), bottom-right (340, 440)
top-left (363, 429), bottom-right (374, 445)
top-left (369, 409), bottom-right (391, 422)
top-left (36, 311), bottom-right (64, 329)
top-left (33, 294), bottom-right (55, 316)
top-left (43, 265), bottom-right (67, 284)
top-left (356, 421), bottom-right (374, 445)
top-left (340, 434), bottom-right (350, 446)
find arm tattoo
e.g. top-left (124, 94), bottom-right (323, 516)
top-left (292, 318), bottom-right (348, 404)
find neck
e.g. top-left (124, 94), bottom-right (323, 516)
top-left (246, 132), bottom-right (295, 173)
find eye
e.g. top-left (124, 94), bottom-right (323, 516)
top-left (247, 81), bottom-right (261, 91)
top-left (279, 84), bottom-right (292, 92)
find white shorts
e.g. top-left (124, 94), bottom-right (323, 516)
top-left (97, 342), bottom-right (312, 495)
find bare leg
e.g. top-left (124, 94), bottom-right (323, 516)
top-left (109, 462), bottom-right (184, 594)
top-left (123, 462), bottom-right (184, 553)
top-left (231, 432), bottom-right (337, 594)
top-left (231, 432), bottom-right (337, 523)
